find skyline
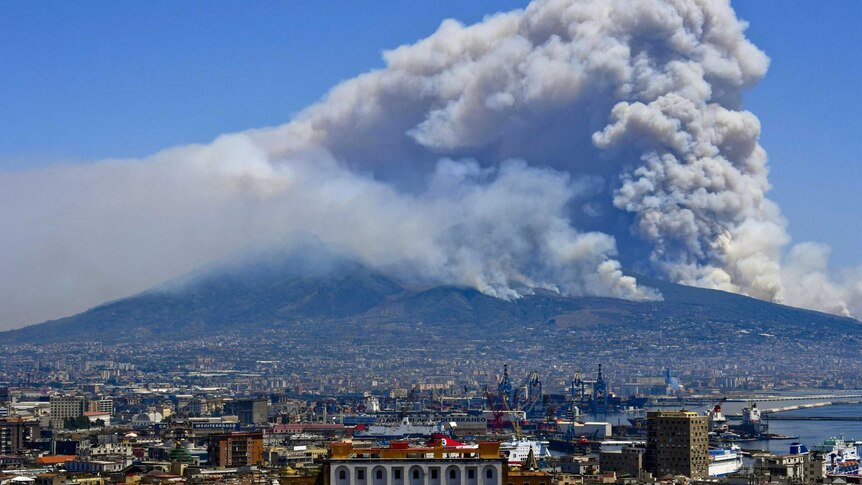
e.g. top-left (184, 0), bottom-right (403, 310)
top-left (1, 0), bottom-right (861, 329)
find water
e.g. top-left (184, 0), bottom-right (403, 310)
top-left (582, 401), bottom-right (862, 453)
top-left (745, 403), bottom-right (862, 452)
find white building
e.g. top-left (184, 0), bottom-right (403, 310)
top-left (49, 395), bottom-right (84, 429)
top-left (328, 442), bottom-right (503, 485)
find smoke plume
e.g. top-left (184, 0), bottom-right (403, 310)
top-left (2, 0), bottom-right (861, 329)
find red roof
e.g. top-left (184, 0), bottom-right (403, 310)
top-left (36, 455), bottom-right (77, 464)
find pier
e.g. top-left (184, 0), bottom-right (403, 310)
top-left (764, 416), bottom-right (862, 421)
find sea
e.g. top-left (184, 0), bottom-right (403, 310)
top-left (583, 396), bottom-right (862, 453)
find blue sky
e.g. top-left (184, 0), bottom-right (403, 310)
top-left (1, 0), bottom-right (860, 266)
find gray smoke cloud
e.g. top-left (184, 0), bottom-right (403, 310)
top-left (2, 0), bottom-right (861, 329)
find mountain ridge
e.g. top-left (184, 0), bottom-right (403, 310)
top-left (3, 240), bottom-right (859, 347)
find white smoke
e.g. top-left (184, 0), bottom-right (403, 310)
top-left (2, 0), bottom-right (861, 329)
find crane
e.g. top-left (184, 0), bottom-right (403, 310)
top-left (484, 387), bottom-right (505, 432)
top-left (400, 388), bottom-right (417, 418)
top-left (500, 386), bottom-right (523, 440)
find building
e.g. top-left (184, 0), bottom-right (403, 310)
top-left (0, 417), bottom-right (40, 454)
top-left (64, 459), bottom-right (125, 474)
top-left (84, 411), bottom-right (111, 427)
top-left (327, 441), bottom-right (505, 485)
top-left (96, 398), bottom-right (114, 415)
top-left (36, 474), bottom-right (106, 485)
top-left (645, 410), bottom-right (709, 478)
top-left (186, 416), bottom-right (241, 436)
top-left (754, 453), bottom-right (806, 482)
top-left (209, 431), bottom-right (264, 468)
top-left (504, 469), bottom-right (551, 485)
top-left (599, 445), bottom-right (643, 477)
top-left (49, 395), bottom-right (85, 429)
top-left (223, 398), bottom-right (268, 426)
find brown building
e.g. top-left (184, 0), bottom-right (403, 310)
top-left (505, 469), bottom-right (551, 485)
top-left (599, 445), bottom-right (643, 477)
top-left (209, 431), bottom-right (264, 468)
top-left (645, 410), bottom-right (708, 478)
top-left (0, 417), bottom-right (40, 454)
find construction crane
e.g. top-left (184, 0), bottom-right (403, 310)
top-left (400, 388), bottom-right (417, 418)
top-left (708, 396), bottom-right (728, 433)
top-left (517, 371), bottom-right (543, 416)
top-left (500, 386), bottom-right (523, 440)
top-left (484, 386), bottom-right (505, 432)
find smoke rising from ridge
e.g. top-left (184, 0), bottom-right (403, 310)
top-left (2, 0), bottom-right (861, 329)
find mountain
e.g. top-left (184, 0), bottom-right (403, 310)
top-left (3, 239), bottom-right (860, 355)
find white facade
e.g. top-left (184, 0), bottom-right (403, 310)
top-left (49, 395), bottom-right (84, 429)
top-left (330, 461), bottom-right (502, 485)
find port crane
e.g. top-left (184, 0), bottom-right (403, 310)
top-left (484, 386), bottom-right (506, 432)
top-left (500, 387), bottom-right (523, 440)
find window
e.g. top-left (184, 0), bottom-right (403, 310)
top-left (413, 471), bottom-right (420, 480)
top-left (395, 470), bottom-right (401, 480)
top-left (377, 470), bottom-right (383, 480)
top-left (487, 470), bottom-right (493, 479)
top-left (468, 470), bottom-right (475, 480)
top-left (340, 470), bottom-right (347, 480)
top-left (431, 470), bottom-right (438, 479)
top-left (358, 470), bottom-right (365, 480)
top-left (450, 470), bottom-right (457, 480)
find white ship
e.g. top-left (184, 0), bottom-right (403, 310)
top-left (811, 437), bottom-right (860, 476)
top-left (708, 444), bottom-right (743, 476)
top-left (706, 404), bottom-right (728, 433)
top-left (499, 437), bottom-right (551, 465)
top-left (354, 416), bottom-right (442, 438)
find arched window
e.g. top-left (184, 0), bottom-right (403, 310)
top-left (450, 470), bottom-right (457, 480)
top-left (486, 470), bottom-right (493, 479)
top-left (340, 470), bottom-right (347, 480)
top-left (413, 470), bottom-right (420, 480)
top-left (377, 470), bottom-right (384, 480)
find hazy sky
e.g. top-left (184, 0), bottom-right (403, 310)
top-left (2, 1), bottom-right (859, 269)
top-left (1, 1), bottom-right (860, 328)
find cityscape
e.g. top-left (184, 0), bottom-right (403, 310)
top-left (2, 1), bottom-right (862, 485)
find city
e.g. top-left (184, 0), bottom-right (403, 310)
top-left (2, 1), bottom-right (862, 485)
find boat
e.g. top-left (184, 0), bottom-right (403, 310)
top-left (731, 402), bottom-right (768, 437)
top-left (811, 437), bottom-right (861, 476)
top-left (499, 437), bottom-right (552, 465)
top-left (354, 416), bottom-right (443, 438)
top-left (706, 404), bottom-right (728, 433)
top-left (708, 444), bottom-right (743, 476)
top-left (426, 433), bottom-right (476, 450)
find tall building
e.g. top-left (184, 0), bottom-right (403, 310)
top-left (223, 398), bottom-right (268, 426)
top-left (645, 410), bottom-right (708, 478)
top-left (208, 431), bottom-right (264, 468)
top-left (0, 417), bottom-right (40, 454)
top-left (49, 395), bottom-right (85, 429)
top-left (97, 398), bottom-right (114, 415)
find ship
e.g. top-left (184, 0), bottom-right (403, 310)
top-left (706, 403), bottom-right (729, 434)
top-left (729, 402), bottom-right (768, 437)
top-left (499, 437), bottom-right (552, 465)
top-left (708, 444), bottom-right (743, 476)
top-left (354, 416), bottom-right (443, 438)
top-left (810, 437), bottom-right (861, 476)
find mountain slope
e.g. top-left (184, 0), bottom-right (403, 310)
top-left (3, 243), bottom-right (859, 346)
